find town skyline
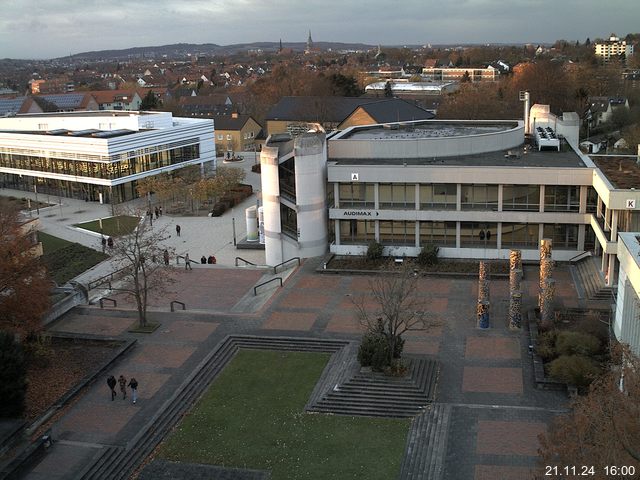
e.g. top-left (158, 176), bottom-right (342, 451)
top-left (2, 0), bottom-right (639, 60)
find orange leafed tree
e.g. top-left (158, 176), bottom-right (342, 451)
top-left (0, 204), bottom-right (51, 336)
top-left (537, 344), bottom-right (640, 478)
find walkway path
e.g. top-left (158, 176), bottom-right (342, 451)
top-left (21, 257), bottom-right (575, 479)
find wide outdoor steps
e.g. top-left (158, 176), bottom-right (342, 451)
top-left (77, 336), bottom-right (348, 480)
top-left (399, 404), bottom-right (452, 480)
top-left (573, 256), bottom-right (613, 301)
top-left (307, 358), bottom-right (439, 418)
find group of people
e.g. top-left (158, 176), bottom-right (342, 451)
top-left (200, 255), bottom-right (217, 264)
top-left (106, 375), bottom-right (139, 403)
top-left (100, 236), bottom-right (114, 252)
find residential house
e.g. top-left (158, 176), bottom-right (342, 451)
top-left (595, 34), bottom-right (634, 63)
top-left (179, 94), bottom-right (235, 117)
top-left (30, 93), bottom-right (99, 112)
top-left (587, 97), bottom-right (630, 126)
top-left (338, 99), bottom-right (435, 129)
top-left (213, 113), bottom-right (262, 153)
top-left (91, 90), bottom-right (142, 111)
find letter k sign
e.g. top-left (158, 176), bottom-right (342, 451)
top-left (627, 199), bottom-right (636, 209)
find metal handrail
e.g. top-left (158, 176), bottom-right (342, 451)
top-left (254, 277), bottom-right (282, 295)
top-left (273, 257), bottom-right (301, 274)
top-left (569, 251), bottom-right (592, 263)
top-left (87, 265), bottom-right (130, 290)
top-left (99, 297), bottom-right (117, 308)
top-left (235, 256), bottom-right (257, 267)
top-left (170, 300), bottom-right (186, 312)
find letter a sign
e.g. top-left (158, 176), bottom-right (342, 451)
top-left (351, 173), bottom-right (359, 181)
top-left (626, 199), bottom-right (636, 209)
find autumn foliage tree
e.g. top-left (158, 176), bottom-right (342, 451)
top-left (0, 203), bottom-right (50, 337)
top-left (109, 215), bottom-right (175, 328)
top-left (537, 345), bottom-right (640, 478)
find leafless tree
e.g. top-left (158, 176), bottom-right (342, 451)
top-left (109, 213), bottom-right (175, 327)
top-left (353, 268), bottom-right (440, 367)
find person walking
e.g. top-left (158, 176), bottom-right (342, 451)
top-left (118, 374), bottom-right (127, 400)
top-left (163, 249), bottom-right (170, 266)
top-left (101, 236), bottom-right (106, 253)
top-left (185, 253), bottom-right (192, 270)
top-left (107, 375), bottom-right (117, 401)
top-left (176, 224), bottom-right (181, 237)
top-left (154, 206), bottom-right (159, 219)
top-left (107, 237), bottom-right (114, 249)
top-left (159, 206), bottom-right (163, 216)
top-left (128, 377), bottom-right (139, 404)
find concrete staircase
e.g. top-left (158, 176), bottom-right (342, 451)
top-left (399, 404), bottom-right (452, 480)
top-left (307, 357), bottom-right (439, 418)
top-left (77, 335), bottom-right (348, 480)
top-left (573, 256), bottom-right (613, 301)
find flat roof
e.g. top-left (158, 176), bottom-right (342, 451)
top-left (11, 110), bottom-right (155, 118)
top-left (339, 121), bottom-right (518, 140)
top-left (330, 146), bottom-right (587, 168)
top-left (0, 128), bottom-right (138, 139)
top-left (591, 156), bottom-right (640, 190)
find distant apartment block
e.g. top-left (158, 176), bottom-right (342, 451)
top-left (421, 66), bottom-right (499, 82)
top-left (595, 34), bottom-right (634, 63)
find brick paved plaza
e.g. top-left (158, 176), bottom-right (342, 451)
top-left (24, 259), bottom-right (574, 479)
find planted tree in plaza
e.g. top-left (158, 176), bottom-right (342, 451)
top-left (354, 269), bottom-right (439, 372)
top-left (109, 215), bottom-right (175, 328)
top-left (537, 344), bottom-right (640, 473)
top-left (0, 202), bottom-right (50, 337)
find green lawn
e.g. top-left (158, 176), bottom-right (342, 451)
top-left (160, 350), bottom-right (410, 480)
top-left (39, 232), bottom-right (108, 284)
top-left (74, 215), bottom-right (140, 236)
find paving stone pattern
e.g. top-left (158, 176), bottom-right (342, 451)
top-left (21, 257), bottom-right (584, 480)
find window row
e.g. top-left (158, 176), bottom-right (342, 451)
top-left (335, 183), bottom-right (594, 213)
top-left (0, 144), bottom-right (200, 180)
top-left (338, 220), bottom-right (580, 249)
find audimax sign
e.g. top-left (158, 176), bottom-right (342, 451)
top-left (342, 210), bottom-right (379, 218)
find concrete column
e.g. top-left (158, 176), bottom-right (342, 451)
top-left (579, 185), bottom-right (587, 214)
top-left (456, 183), bottom-right (461, 211)
top-left (602, 253), bottom-right (607, 274)
top-left (540, 278), bottom-right (556, 330)
top-left (539, 185), bottom-right (545, 213)
top-left (375, 220), bottom-right (380, 242)
top-left (578, 224), bottom-right (586, 251)
top-left (538, 224), bottom-right (544, 243)
top-left (415, 220), bottom-right (420, 248)
top-left (607, 254), bottom-right (616, 286)
top-left (333, 183), bottom-right (340, 208)
top-left (497, 222), bottom-right (502, 250)
top-left (334, 220), bottom-right (341, 246)
top-left (509, 290), bottom-right (523, 330)
top-left (456, 221), bottom-right (461, 249)
top-left (374, 183), bottom-right (379, 210)
top-left (477, 300), bottom-right (490, 329)
top-left (497, 185), bottom-right (503, 212)
top-left (415, 184), bottom-right (420, 211)
top-left (597, 196), bottom-right (602, 218)
top-left (605, 207), bottom-right (611, 232)
top-left (611, 210), bottom-right (618, 242)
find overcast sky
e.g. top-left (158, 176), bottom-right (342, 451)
top-left (1, 0), bottom-right (638, 60)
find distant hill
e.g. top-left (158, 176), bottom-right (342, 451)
top-left (59, 41), bottom-right (377, 61)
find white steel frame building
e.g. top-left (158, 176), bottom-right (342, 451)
top-left (0, 111), bottom-right (215, 204)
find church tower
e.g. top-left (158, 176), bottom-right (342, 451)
top-left (305, 30), bottom-right (313, 54)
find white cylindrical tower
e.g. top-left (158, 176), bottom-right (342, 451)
top-left (245, 205), bottom-right (258, 242)
top-left (293, 133), bottom-right (328, 259)
top-left (260, 146), bottom-right (283, 266)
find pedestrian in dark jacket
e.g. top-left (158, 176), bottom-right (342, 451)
top-left (107, 375), bottom-right (117, 401)
top-left (176, 224), bottom-right (181, 237)
top-left (118, 375), bottom-right (127, 399)
top-left (163, 249), bottom-right (170, 265)
top-left (107, 237), bottom-right (114, 249)
top-left (128, 377), bottom-right (139, 404)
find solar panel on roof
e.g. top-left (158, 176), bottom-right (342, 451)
top-left (46, 129), bottom-right (70, 135)
top-left (68, 129), bottom-right (100, 137)
top-left (92, 129), bottom-right (134, 138)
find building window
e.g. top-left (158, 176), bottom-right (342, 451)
top-left (502, 185), bottom-right (540, 211)
top-left (420, 184), bottom-right (456, 210)
top-left (460, 222), bottom-right (497, 248)
top-left (419, 221), bottom-right (456, 246)
top-left (379, 183), bottom-right (415, 209)
top-left (501, 223), bottom-right (539, 247)
top-left (226, 134), bottom-right (232, 140)
top-left (379, 221), bottom-right (415, 245)
top-left (461, 184), bottom-right (498, 210)
top-left (280, 204), bottom-right (297, 239)
top-left (338, 183), bottom-right (374, 208)
top-left (279, 158), bottom-right (296, 201)
top-left (217, 134), bottom-right (223, 140)
top-left (544, 186), bottom-right (580, 212)
top-left (339, 220), bottom-right (375, 244)
top-left (543, 224), bottom-right (578, 249)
